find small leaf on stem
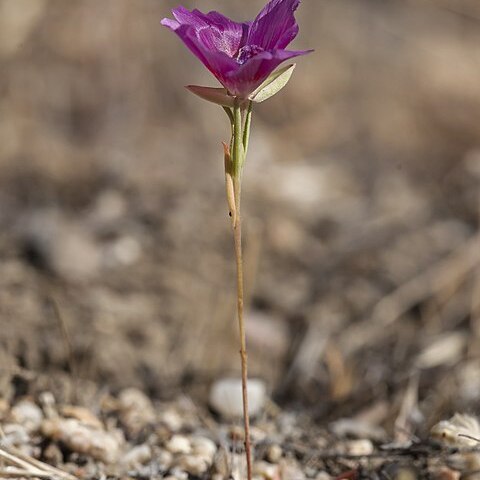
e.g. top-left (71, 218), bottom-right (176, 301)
top-left (249, 64), bottom-right (296, 103)
top-left (186, 85), bottom-right (235, 108)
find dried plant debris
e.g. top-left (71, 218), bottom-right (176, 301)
top-left (430, 413), bottom-right (480, 447)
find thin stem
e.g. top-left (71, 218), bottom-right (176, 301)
top-left (233, 101), bottom-right (243, 177)
top-left (230, 99), bottom-right (252, 480)
top-left (232, 178), bottom-right (252, 480)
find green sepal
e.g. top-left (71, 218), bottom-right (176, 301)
top-left (249, 64), bottom-right (296, 103)
top-left (186, 85), bottom-right (235, 108)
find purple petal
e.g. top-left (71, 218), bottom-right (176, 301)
top-left (248, 0), bottom-right (301, 50)
top-left (224, 48), bottom-right (311, 98)
top-left (171, 6), bottom-right (208, 29)
top-left (163, 23), bottom-right (238, 88)
top-left (165, 6), bottom-right (249, 57)
top-left (161, 17), bottom-right (180, 30)
top-left (193, 10), bottom-right (251, 57)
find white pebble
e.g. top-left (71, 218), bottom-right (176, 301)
top-left (209, 378), bottom-right (267, 419)
top-left (2, 424), bottom-right (30, 446)
top-left (345, 439), bottom-right (374, 456)
top-left (166, 434), bottom-right (191, 454)
top-left (315, 473), bottom-right (332, 480)
top-left (122, 444), bottom-right (151, 467)
top-left (176, 455), bottom-right (210, 476)
top-left (41, 418), bottom-right (121, 464)
top-left (191, 437), bottom-right (217, 460)
top-left (158, 449), bottom-right (173, 469)
top-left (160, 410), bottom-right (183, 431)
top-left (11, 400), bottom-right (43, 432)
top-left (266, 444), bottom-right (282, 463)
top-left (253, 461), bottom-right (279, 480)
top-left (168, 468), bottom-right (188, 480)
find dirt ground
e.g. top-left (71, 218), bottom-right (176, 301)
top-left (1, 0), bottom-right (480, 478)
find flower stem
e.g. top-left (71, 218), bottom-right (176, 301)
top-left (233, 182), bottom-right (252, 480)
top-left (230, 100), bottom-right (252, 480)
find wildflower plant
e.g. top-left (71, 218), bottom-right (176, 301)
top-left (162, 1), bottom-right (311, 478)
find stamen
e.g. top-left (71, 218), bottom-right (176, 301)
top-left (236, 45), bottom-right (265, 64)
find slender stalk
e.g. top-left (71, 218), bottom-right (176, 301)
top-left (233, 182), bottom-right (252, 480)
top-left (231, 100), bottom-right (252, 480)
top-left (243, 101), bottom-right (253, 155)
top-left (233, 101), bottom-right (243, 176)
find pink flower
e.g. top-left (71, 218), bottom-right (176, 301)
top-left (162, 0), bottom-right (312, 99)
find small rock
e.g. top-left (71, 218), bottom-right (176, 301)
top-left (42, 418), bottom-right (122, 464)
top-left (159, 409), bottom-right (183, 432)
top-left (10, 399), bottom-right (43, 432)
top-left (60, 405), bottom-right (103, 429)
top-left (251, 426), bottom-right (268, 443)
top-left (345, 439), bottom-right (374, 456)
top-left (209, 378), bottom-right (267, 419)
top-left (253, 461), bottom-right (279, 480)
top-left (108, 236), bottom-right (141, 266)
top-left (315, 473), bottom-right (332, 480)
top-left (279, 460), bottom-right (305, 480)
top-left (90, 190), bottom-right (127, 225)
top-left (166, 435), bottom-right (191, 454)
top-left (191, 436), bottom-right (217, 460)
top-left (122, 444), bottom-right (152, 468)
top-left (157, 449), bottom-right (173, 469)
top-left (43, 443), bottom-right (63, 465)
top-left (429, 466), bottom-right (461, 480)
top-left (266, 444), bottom-right (283, 463)
top-left (2, 424), bottom-right (30, 446)
top-left (168, 468), bottom-right (189, 480)
top-left (118, 388), bottom-right (156, 436)
top-left (382, 464), bottom-right (418, 480)
top-left (176, 454), bottom-right (211, 476)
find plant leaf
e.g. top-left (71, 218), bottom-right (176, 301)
top-left (249, 64), bottom-right (296, 103)
top-left (186, 85), bottom-right (235, 108)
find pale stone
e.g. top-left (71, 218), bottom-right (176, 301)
top-left (122, 444), bottom-right (152, 467)
top-left (176, 454), bottom-right (210, 476)
top-left (209, 378), bottom-right (267, 419)
top-left (41, 418), bottom-right (122, 464)
top-left (345, 439), bottom-right (374, 456)
top-left (266, 444), bottom-right (283, 463)
top-left (10, 400), bottom-right (43, 432)
top-left (166, 434), bottom-right (191, 454)
top-left (253, 461), bottom-right (279, 480)
top-left (191, 436), bottom-right (217, 460)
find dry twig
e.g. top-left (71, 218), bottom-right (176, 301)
top-left (0, 445), bottom-right (77, 480)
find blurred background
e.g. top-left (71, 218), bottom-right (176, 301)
top-left (1, 0), bottom-right (480, 430)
